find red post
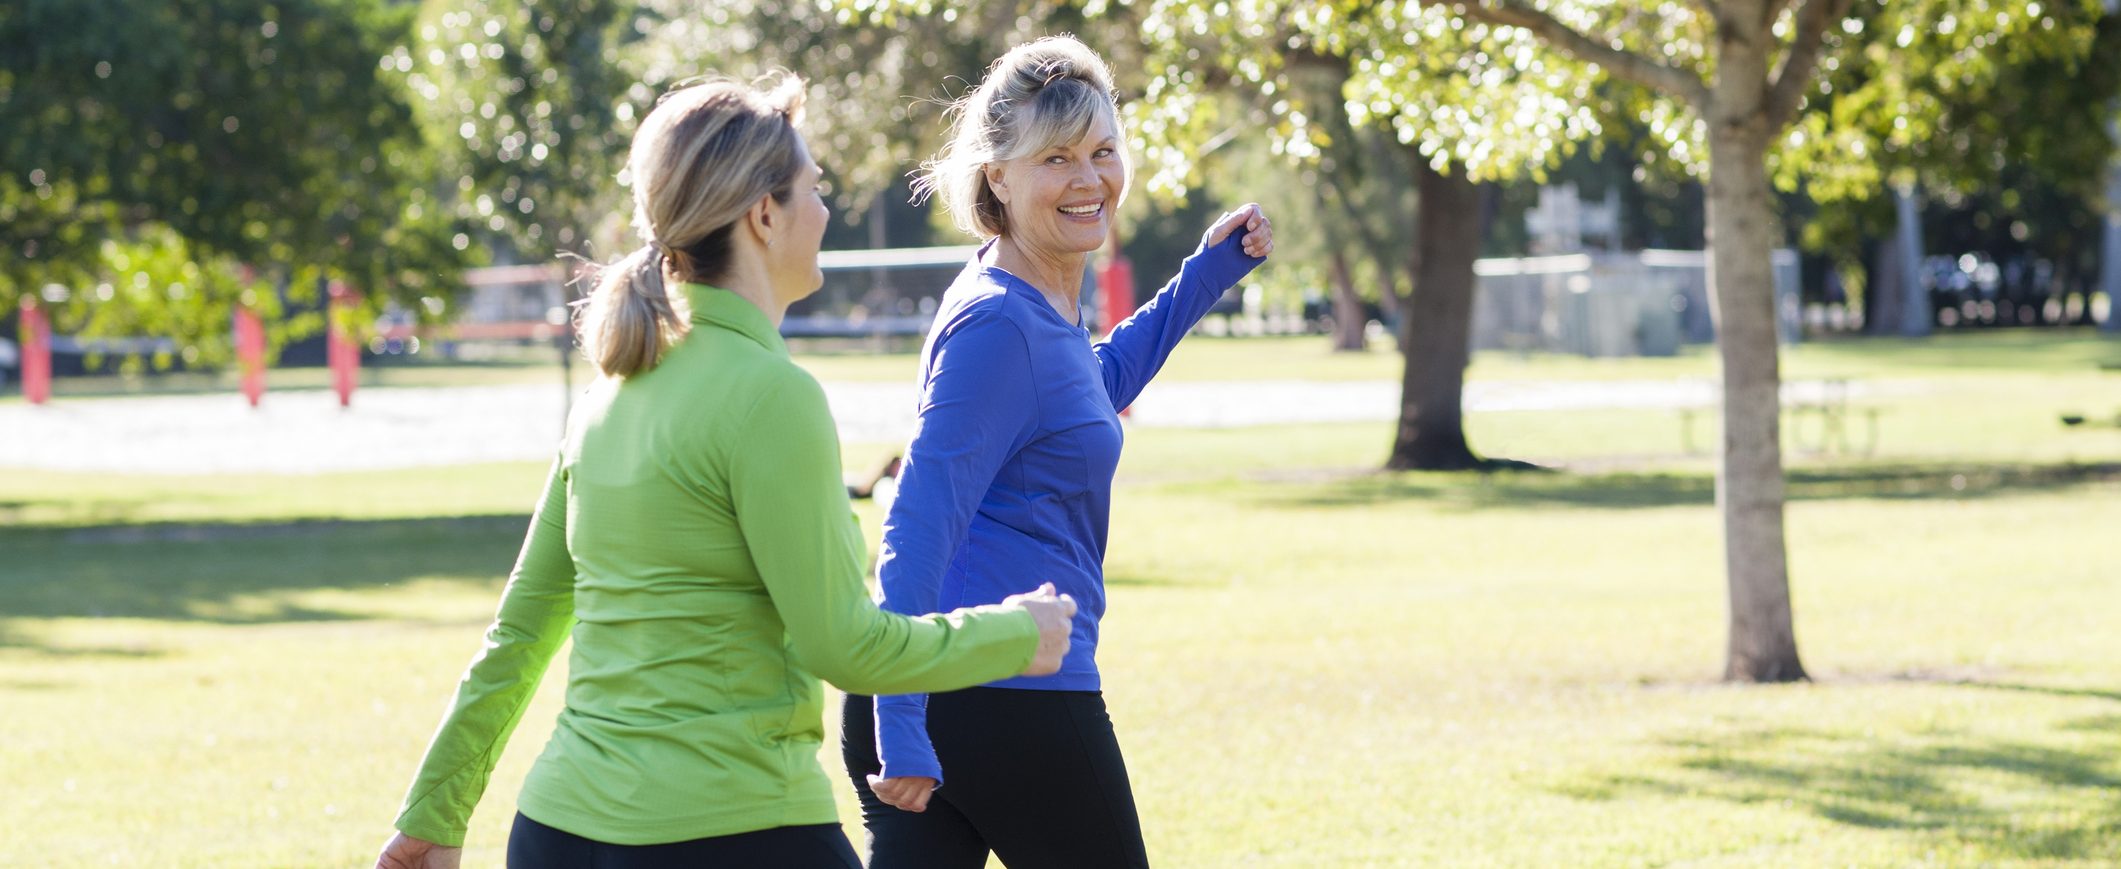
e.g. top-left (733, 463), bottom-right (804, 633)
top-left (1096, 234), bottom-right (1137, 418)
top-left (21, 299), bottom-right (51, 405)
top-left (235, 306), bottom-right (266, 407)
top-left (1097, 254), bottom-right (1136, 337)
top-left (327, 279), bottom-right (359, 407)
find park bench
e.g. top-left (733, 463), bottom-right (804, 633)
top-left (1680, 377), bottom-right (1878, 456)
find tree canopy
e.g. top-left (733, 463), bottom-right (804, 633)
top-left (1, 0), bottom-right (469, 363)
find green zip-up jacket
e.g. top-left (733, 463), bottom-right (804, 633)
top-left (392, 284), bottom-right (1039, 847)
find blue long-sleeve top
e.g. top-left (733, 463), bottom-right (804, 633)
top-left (872, 229), bottom-right (1263, 782)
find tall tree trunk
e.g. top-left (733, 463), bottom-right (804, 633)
top-left (2102, 114), bottom-right (2121, 334)
top-left (1706, 18), bottom-right (1807, 682)
top-left (1893, 183), bottom-right (1931, 337)
top-left (1327, 248), bottom-right (1368, 352)
top-left (1386, 158), bottom-right (1484, 471)
top-left (1373, 248), bottom-right (1406, 351)
top-left (1865, 236), bottom-right (1903, 336)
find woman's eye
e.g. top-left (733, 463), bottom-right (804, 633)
top-left (1094, 148), bottom-right (1114, 159)
top-left (1046, 155), bottom-right (1067, 165)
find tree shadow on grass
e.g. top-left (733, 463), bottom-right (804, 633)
top-left (0, 495), bottom-right (165, 527)
top-left (0, 620), bottom-right (170, 660)
top-left (1269, 461), bottom-right (2121, 511)
top-left (1957, 680), bottom-right (2121, 706)
top-left (1104, 573), bottom-right (1218, 589)
top-left (0, 515), bottom-right (530, 653)
top-left (1550, 689), bottom-right (2121, 861)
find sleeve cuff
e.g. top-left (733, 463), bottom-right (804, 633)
top-left (394, 815), bottom-right (467, 849)
top-left (875, 698), bottom-right (945, 785)
top-left (1190, 230), bottom-right (1265, 285)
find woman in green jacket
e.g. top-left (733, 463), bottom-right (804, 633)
top-left (374, 74), bottom-right (1076, 869)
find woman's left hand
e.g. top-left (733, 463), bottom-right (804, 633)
top-left (867, 774), bottom-right (939, 813)
top-left (375, 832), bottom-right (460, 869)
top-left (1206, 203), bottom-right (1274, 259)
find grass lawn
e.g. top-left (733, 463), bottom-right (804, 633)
top-left (3, 332), bottom-right (2119, 866)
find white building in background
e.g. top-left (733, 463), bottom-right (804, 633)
top-left (1470, 249), bottom-right (1802, 357)
top-left (1476, 183), bottom-right (1802, 357)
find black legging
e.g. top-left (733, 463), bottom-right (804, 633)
top-left (841, 688), bottom-right (1151, 869)
top-left (506, 812), bottom-right (860, 868)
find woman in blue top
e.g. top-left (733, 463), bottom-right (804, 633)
top-left (841, 36), bottom-right (1273, 868)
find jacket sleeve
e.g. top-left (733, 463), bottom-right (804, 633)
top-left (1095, 228), bottom-right (1265, 409)
top-left (730, 365), bottom-right (1039, 697)
top-left (872, 308), bottom-right (1042, 783)
top-left (392, 455), bottom-right (577, 847)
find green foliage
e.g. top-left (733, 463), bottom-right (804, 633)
top-left (1781, 0), bottom-right (2113, 203)
top-left (0, 0), bottom-right (472, 363)
top-left (1113, 0), bottom-right (2110, 210)
top-left (403, 0), bottom-right (646, 259)
top-left (1272, 56), bottom-right (1418, 300)
top-left (410, 0), bottom-right (1122, 258)
top-left (70, 229), bottom-right (284, 371)
top-left (1100, 1), bottom-right (1685, 195)
top-left (641, 1), bottom-right (1133, 228)
top-left (1786, 2), bottom-right (2119, 269)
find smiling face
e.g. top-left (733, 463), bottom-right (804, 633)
top-left (984, 109), bottom-right (1127, 259)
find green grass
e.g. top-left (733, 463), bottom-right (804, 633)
top-left (0, 465), bottom-right (549, 528)
top-left (4, 332), bottom-right (2121, 866)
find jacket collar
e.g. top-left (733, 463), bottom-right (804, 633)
top-left (683, 284), bottom-right (786, 357)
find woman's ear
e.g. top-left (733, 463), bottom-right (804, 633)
top-left (745, 193), bottom-right (778, 248)
top-left (983, 163), bottom-right (1010, 206)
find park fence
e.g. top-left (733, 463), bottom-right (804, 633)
top-left (788, 245), bottom-right (982, 340)
top-left (405, 247), bottom-right (1802, 360)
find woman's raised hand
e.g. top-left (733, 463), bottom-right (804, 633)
top-left (1003, 582), bottom-right (1077, 676)
top-left (1205, 203), bottom-right (1275, 259)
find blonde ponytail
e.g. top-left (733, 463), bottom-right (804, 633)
top-left (578, 244), bottom-right (688, 378)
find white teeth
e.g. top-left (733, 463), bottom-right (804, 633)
top-left (1060, 204), bottom-right (1101, 215)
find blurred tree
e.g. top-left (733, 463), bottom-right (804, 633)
top-left (416, 0), bottom-right (1130, 265)
top-left (1110, 3), bottom-right (1611, 472)
top-left (1788, 5), bottom-right (2121, 332)
top-left (402, 0), bottom-right (648, 264)
top-left (1281, 55), bottom-right (1417, 353)
top-left (0, 0), bottom-right (469, 366)
top-left (637, 2), bottom-right (1081, 210)
top-left (1215, 99), bottom-right (1414, 352)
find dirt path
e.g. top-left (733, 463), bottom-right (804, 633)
top-left (0, 378), bottom-right (1898, 474)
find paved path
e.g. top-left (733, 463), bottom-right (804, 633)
top-left (0, 378), bottom-right (1888, 474)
